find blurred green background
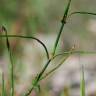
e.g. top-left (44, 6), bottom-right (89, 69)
top-left (0, 0), bottom-right (96, 96)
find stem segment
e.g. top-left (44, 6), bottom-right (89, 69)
top-left (52, 0), bottom-right (71, 56)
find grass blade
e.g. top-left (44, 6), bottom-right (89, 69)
top-left (2, 72), bottom-right (5, 96)
top-left (1, 26), bottom-right (14, 96)
top-left (40, 50), bottom-right (72, 80)
top-left (54, 50), bottom-right (96, 56)
top-left (40, 45), bottom-right (76, 80)
top-left (80, 57), bottom-right (85, 96)
top-left (40, 48), bottom-right (96, 80)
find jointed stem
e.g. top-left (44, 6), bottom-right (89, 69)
top-left (52, 0), bottom-right (71, 56)
top-left (53, 23), bottom-right (65, 56)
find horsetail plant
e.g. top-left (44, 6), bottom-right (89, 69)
top-left (52, 0), bottom-right (71, 56)
top-left (1, 0), bottom-right (96, 96)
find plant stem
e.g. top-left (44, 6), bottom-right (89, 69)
top-left (23, 59), bottom-right (51, 96)
top-left (2, 26), bottom-right (14, 96)
top-left (0, 35), bottom-right (49, 60)
top-left (52, 0), bottom-right (71, 56)
top-left (68, 11), bottom-right (96, 17)
top-left (40, 54), bottom-right (71, 80)
top-left (52, 23), bottom-right (65, 56)
top-left (40, 48), bottom-right (74, 80)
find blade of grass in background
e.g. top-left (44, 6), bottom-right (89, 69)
top-left (80, 56), bottom-right (85, 96)
top-left (40, 55), bottom-right (70, 80)
top-left (1, 26), bottom-right (14, 96)
top-left (2, 72), bottom-right (6, 96)
top-left (53, 51), bottom-right (96, 58)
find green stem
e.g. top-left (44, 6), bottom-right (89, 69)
top-left (23, 60), bottom-right (51, 96)
top-left (0, 35), bottom-right (49, 60)
top-left (52, 23), bottom-right (65, 55)
top-left (23, 48), bottom-right (96, 95)
top-left (54, 50), bottom-right (96, 56)
top-left (4, 29), bottom-right (14, 96)
top-left (40, 50), bottom-right (96, 80)
top-left (40, 50), bottom-right (72, 80)
top-left (52, 0), bottom-right (71, 56)
top-left (40, 57), bottom-right (69, 80)
top-left (68, 11), bottom-right (96, 18)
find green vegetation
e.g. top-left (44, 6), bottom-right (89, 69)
top-left (0, 0), bottom-right (96, 96)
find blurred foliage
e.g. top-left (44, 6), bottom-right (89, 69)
top-left (0, 0), bottom-right (96, 95)
top-left (0, 0), bottom-right (96, 53)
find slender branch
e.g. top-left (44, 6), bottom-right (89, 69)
top-left (68, 11), bottom-right (96, 18)
top-left (0, 35), bottom-right (49, 60)
top-left (53, 50), bottom-right (96, 57)
top-left (80, 63), bottom-right (85, 96)
top-left (40, 48), bottom-right (73, 80)
top-left (40, 50), bottom-right (96, 80)
top-left (40, 55), bottom-right (70, 80)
